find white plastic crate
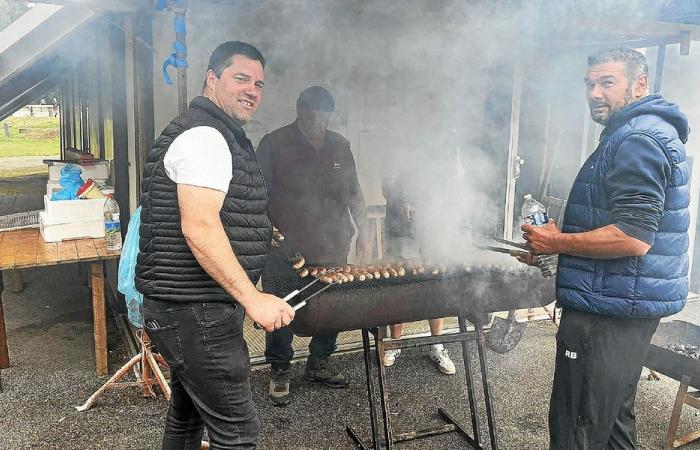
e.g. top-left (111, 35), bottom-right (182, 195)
top-left (47, 161), bottom-right (110, 181)
top-left (43, 195), bottom-right (107, 220)
top-left (39, 211), bottom-right (105, 242)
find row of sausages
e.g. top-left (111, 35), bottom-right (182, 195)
top-left (296, 263), bottom-right (448, 284)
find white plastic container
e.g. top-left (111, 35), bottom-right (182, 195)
top-left (43, 195), bottom-right (107, 220)
top-left (39, 211), bottom-right (105, 242)
top-left (47, 161), bottom-right (110, 181)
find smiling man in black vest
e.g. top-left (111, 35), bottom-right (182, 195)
top-left (136, 41), bottom-right (295, 449)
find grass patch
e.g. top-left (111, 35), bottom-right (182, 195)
top-left (0, 165), bottom-right (48, 179)
top-left (0, 116), bottom-right (60, 158)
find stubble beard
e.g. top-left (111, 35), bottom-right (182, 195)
top-left (227, 103), bottom-right (255, 125)
top-left (590, 86), bottom-right (634, 126)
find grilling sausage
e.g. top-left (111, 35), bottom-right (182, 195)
top-left (292, 256), bottom-right (306, 270)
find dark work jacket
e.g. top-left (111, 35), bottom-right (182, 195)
top-left (135, 96), bottom-right (272, 303)
top-left (256, 122), bottom-right (363, 264)
top-left (557, 94), bottom-right (690, 318)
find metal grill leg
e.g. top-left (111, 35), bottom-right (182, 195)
top-left (475, 322), bottom-right (499, 449)
top-left (347, 329), bottom-right (380, 449)
top-left (374, 328), bottom-right (394, 449)
top-left (459, 316), bottom-right (481, 446)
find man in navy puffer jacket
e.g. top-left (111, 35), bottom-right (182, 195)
top-left (517, 47), bottom-right (690, 449)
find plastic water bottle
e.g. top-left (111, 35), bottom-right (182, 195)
top-left (104, 194), bottom-right (122, 251)
top-left (521, 194), bottom-right (557, 278)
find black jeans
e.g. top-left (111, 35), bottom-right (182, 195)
top-left (143, 299), bottom-right (259, 450)
top-left (549, 308), bottom-right (659, 450)
top-left (264, 328), bottom-right (338, 371)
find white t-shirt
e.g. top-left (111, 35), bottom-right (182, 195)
top-left (163, 126), bottom-right (232, 193)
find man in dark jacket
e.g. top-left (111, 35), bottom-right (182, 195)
top-left (136, 41), bottom-right (295, 449)
top-left (257, 86), bottom-right (371, 406)
top-left (516, 47), bottom-right (690, 449)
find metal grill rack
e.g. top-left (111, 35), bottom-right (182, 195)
top-left (0, 210), bottom-right (41, 232)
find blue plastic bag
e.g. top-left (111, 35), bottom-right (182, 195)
top-left (118, 206), bottom-right (143, 327)
top-left (50, 164), bottom-right (84, 200)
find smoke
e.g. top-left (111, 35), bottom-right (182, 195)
top-left (178, 0), bottom-right (692, 264)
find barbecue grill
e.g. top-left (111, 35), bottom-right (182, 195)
top-left (263, 252), bottom-right (555, 449)
top-left (265, 258), bottom-right (553, 337)
top-left (645, 320), bottom-right (700, 449)
top-left (647, 321), bottom-right (700, 388)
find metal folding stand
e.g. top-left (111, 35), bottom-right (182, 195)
top-left (346, 316), bottom-right (498, 450)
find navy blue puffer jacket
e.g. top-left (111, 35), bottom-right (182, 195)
top-left (557, 93), bottom-right (690, 318)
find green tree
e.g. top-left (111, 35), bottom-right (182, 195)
top-left (0, 0), bottom-right (30, 32)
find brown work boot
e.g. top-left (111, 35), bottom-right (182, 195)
top-left (268, 367), bottom-right (291, 406)
top-left (304, 357), bottom-right (350, 388)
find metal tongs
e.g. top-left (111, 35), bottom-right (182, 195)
top-left (474, 237), bottom-right (530, 257)
top-left (253, 273), bottom-right (338, 330)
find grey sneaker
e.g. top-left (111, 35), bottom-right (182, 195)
top-left (304, 358), bottom-right (350, 388)
top-left (269, 368), bottom-right (291, 406)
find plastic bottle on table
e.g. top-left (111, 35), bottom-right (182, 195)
top-left (104, 194), bottom-right (122, 251)
top-left (521, 194), bottom-right (557, 278)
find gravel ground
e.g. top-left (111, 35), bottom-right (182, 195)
top-left (2, 265), bottom-right (700, 449)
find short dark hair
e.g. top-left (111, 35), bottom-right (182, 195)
top-left (205, 41), bottom-right (265, 82)
top-left (297, 86), bottom-right (335, 112)
top-left (587, 47), bottom-right (648, 83)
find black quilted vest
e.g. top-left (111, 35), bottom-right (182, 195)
top-left (135, 96), bottom-right (272, 303)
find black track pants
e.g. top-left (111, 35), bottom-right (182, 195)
top-left (549, 308), bottom-right (659, 450)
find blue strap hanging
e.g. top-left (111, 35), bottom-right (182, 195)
top-left (159, 1), bottom-right (189, 85)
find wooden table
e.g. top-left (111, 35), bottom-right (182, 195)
top-left (0, 229), bottom-right (120, 377)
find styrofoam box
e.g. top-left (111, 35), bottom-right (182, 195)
top-left (40, 211), bottom-right (105, 242)
top-left (46, 179), bottom-right (109, 197)
top-left (47, 161), bottom-right (110, 181)
top-left (44, 195), bottom-right (107, 220)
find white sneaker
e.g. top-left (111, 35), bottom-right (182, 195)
top-left (383, 349), bottom-right (401, 367)
top-left (429, 347), bottom-right (456, 375)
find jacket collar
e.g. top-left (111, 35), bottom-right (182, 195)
top-left (189, 96), bottom-right (252, 152)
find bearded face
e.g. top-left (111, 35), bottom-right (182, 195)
top-left (585, 61), bottom-right (639, 125)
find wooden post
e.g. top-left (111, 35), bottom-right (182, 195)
top-left (0, 270), bottom-right (9, 369)
top-left (175, 2), bottom-right (188, 114)
top-left (6, 270), bottom-right (23, 292)
top-left (91, 262), bottom-right (108, 376)
top-left (666, 375), bottom-right (691, 450)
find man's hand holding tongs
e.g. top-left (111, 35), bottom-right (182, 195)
top-left (246, 291), bottom-right (295, 332)
top-left (253, 273), bottom-right (338, 330)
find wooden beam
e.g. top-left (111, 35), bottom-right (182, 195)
top-left (175, 1), bottom-right (188, 114)
top-left (91, 261), bottom-right (108, 376)
top-left (130, 12), bottom-right (155, 201)
top-left (108, 13), bottom-right (132, 229)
